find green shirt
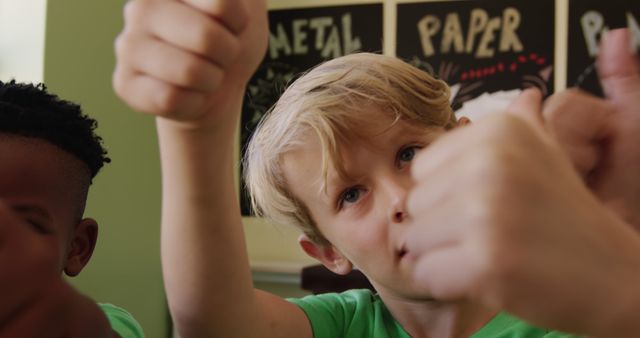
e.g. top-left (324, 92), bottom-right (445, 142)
top-left (289, 289), bottom-right (578, 338)
top-left (99, 303), bottom-right (145, 338)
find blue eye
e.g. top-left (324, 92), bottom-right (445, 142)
top-left (338, 187), bottom-right (362, 209)
top-left (343, 188), bottom-right (360, 203)
top-left (397, 146), bottom-right (420, 165)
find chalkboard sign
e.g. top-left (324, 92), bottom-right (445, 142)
top-left (567, 0), bottom-right (640, 96)
top-left (397, 0), bottom-right (554, 121)
top-left (240, 4), bottom-right (383, 216)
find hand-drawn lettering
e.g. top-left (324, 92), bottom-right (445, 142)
top-left (417, 8), bottom-right (523, 58)
top-left (270, 23), bottom-right (292, 59)
top-left (293, 19), bottom-right (309, 54)
top-left (628, 12), bottom-right (640, 51)
top-left (309, 17), bottom-right (333, 50)
top-left (477, 17), bottom-right (501, 58)
top-left (342, 13), bottom-right (362, 54)
top-left (441, 13), bottom-right (464, 54)
top-left (418, 15), bottom-right (440, 57)
top-left (581, 11), bottom-right (606, 57)
top-left (499, 8), bottom-right (523, 54)
top-left (269, 13), bottom-right (362, 60)
top-left (466, 9), bottom-right (489, 53)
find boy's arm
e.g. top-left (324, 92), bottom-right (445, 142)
top-left (403, 29), bottom-right (640, 337)
top-left (404, 94), bottom-right (640, 337)
top-left (113, 1), bottom-right (311, 338)
top-left (538, 28), bottom-right (640, 336)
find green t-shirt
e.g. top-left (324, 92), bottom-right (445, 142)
top-left (288, 289), bottom-right (578, 338)
top-left (99, 303), bottom-right (145, 338)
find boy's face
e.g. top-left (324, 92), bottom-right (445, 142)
top-left (0, 135), bottom-right (97, 276)
top-left (283, 111), bottom-right (449, 299)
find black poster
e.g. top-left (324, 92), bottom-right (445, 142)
top-left (397, 0), bottom-right (555, 120)
top-left (240, 4), bottom-right (383, 215)
top-left (568, 0), bottom-right (640, 96)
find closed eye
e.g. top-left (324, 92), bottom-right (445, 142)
top-left (26, 219), bottom-right (51, 234)
top-left (12, 205), bottom-right (53, 235)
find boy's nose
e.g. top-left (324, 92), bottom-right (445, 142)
top-left (383, 174), bottom-right (411, 224)
top-left (392, 210), bottom-right (407, 223)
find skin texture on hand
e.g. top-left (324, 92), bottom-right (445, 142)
top-left (113, 0), bottom-right (268, 129)
top-left (405, 91), bottom-right (640, 337)
top-left (544, 29), bottom-right (640, 229)
top-left (590, 29), bottom-right (640, 228)
top-left (404, 28), bottom-right (640, 337)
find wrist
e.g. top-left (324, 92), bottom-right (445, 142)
top-left (156, 85), bottom-right (246, 137)
top-left (156, 114), bottom-right (238, 142)
top-left (607, 265), bottom-right (640, 337)
top-left (592, 233), bottom-right (640, 338)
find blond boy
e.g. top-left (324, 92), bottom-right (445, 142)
top-left (113, 1), bottom-right (640, 337)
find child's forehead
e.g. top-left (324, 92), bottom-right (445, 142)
top-left (287, 118), bottom-right (444, 177)
top-left (340, 116), bottom-right (438, 144)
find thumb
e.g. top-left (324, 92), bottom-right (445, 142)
top-left (508, 88), bottom-right (545, 132)
top-left (597, 28), bottom-right (640, 102)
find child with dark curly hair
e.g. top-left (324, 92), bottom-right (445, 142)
top-left (0, 80), bottom-right (144, 338)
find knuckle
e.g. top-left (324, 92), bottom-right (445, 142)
top-left (112, 68), bottom-right (135, 105)
top-left (177, 58), bottom-right (205, 86)
top-left (232, 15), bottom-right (250, 34)
top-left (111, 68), bottom-right (125, 97)
top-left (193, 23), bottom-right (220, 56)
top-left (195, 0), bottom-right (248, 33)
top-left (113, 29), bottom-right (140, 63)
top-left (195, 24), bottom-right (240, 67)
top-left (215, 0), bottom-right (248, 28)
top-left (123, 0), bottom-right (146, 23)
top-left (154, 86), bottom-right (182, 115)
top-left (555, 92), bottom-right (577, 107)
top-left (113, 33), bottom-right (128, 58)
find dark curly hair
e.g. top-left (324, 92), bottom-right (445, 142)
top-left (0, 80), bottom-right (110, 181)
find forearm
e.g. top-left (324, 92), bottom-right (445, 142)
top-left (157, 94), bottom-right (258, 337)
top-left (592, 242), bottom-right (640, 338)
top-left (580, 213), bottom-right (640, 338)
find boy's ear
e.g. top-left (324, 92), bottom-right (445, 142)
top-left (457, 116), bottom-right (471, 127)
top-left (298, 234), bottom-right (353, 275)
top-left (64, 218), bottom-right (99, 277)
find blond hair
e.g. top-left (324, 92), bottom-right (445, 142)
top-left (244, 53), bottom-right (455, 245)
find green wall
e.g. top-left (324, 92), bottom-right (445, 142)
top-left (44, 1), bottom-right (168, 337)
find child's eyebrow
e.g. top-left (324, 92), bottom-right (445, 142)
top-left (322, 175), bottom-right (345, 201)
top-left (12, 205), bottom-right (52, 222)
top-left (323, 171), bottom-right (365, 200)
